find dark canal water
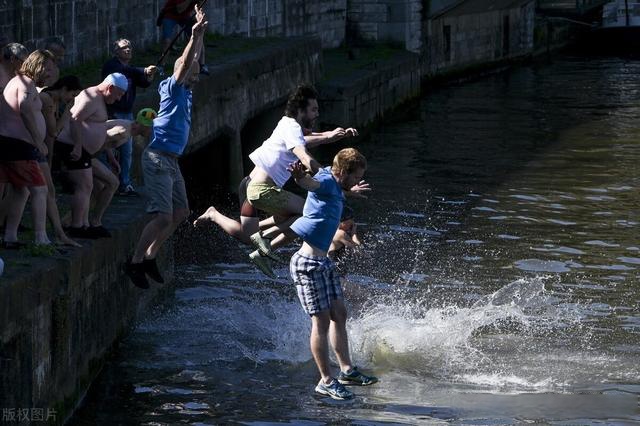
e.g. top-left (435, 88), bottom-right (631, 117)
top-left (71, 55), bottom-right (639, 425)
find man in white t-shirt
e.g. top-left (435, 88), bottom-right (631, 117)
top-left (194, 85), bottom-right (366, 277)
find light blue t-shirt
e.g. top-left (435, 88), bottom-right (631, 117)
top-left (290, 167), bottom-right (344, 252)
top-left (148, 75), bottom-right (192, 156)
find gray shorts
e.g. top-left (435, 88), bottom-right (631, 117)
top-left (290, 250), bottom-right (343, 316)
top-left (142, 148), bottom-right (189, 214)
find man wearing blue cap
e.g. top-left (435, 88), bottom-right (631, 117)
top-left (56, 72), bottom-right (127, 239)
top-left (126, 4), bottom-right (207, 289)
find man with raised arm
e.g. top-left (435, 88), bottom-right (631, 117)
top-left (126, 4), bottom-right (207, 289)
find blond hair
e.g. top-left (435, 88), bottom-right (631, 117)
top-left (332, 148), bottom-right (367, 176)
top-left (19, 49), bottom-right (55, 81)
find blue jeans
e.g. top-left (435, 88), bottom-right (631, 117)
top-left (112, 111), bottom-right (133, 188)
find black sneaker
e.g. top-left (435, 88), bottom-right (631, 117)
top-left (143, 258), bottom-right (165, 283)
top-left (125, 261), bottom-right (149, 289)
top-left (87, 225), bottom-right (112, 238)
top-left (65, 226), bottom-right (97, 239)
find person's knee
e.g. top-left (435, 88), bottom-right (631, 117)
top-left (330, 301), bottom-right (348, 324)
top-left (73, 174), bottom-right (93, 194)
top-left (312, 312), bottom-right (331, 334)
top-left (155, 213), bottom-right (173, 229)
top-left (29, 185), bottom-right (48, 198)
top-left (173, 208), bottom-right (189, 224)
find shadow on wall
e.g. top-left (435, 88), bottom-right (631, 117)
top-left (181, 133), bottom-right (232, 211)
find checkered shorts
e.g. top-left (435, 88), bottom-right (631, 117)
top-left (290, 250), bottom-right (343, 316)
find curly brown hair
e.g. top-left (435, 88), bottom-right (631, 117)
top-left (284, 84), bottom-right (318, 118)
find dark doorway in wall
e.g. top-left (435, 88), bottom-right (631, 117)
top-left (503, 15), bottom-right (510, 56)
top-left (180, 133), bottom-right (232, 211)
top-left (443, 25), bottom-right (451, 62)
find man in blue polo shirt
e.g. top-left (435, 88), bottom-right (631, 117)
top-left (125, 3), bottom-right (207, 289)
top-left (288, 148), bottom-right (378, 400)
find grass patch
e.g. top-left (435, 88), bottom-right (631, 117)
top-left (322, 43), bottom-right (408, 81)
top-left (60, 35), bottom-right (282, 87)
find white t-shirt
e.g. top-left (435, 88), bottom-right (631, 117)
top-left (249, 116), bottom-right (306, 187)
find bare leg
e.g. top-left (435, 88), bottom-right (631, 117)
top-left (40, 162), bottom-right (80, 247)
top-left (3, 186), bottom-right (29, 242)
top-left (193, 206), bottom-right (252, 245)
top-left (90, 159), bottom-right (118, 226)
top-left (258, 216), bottom-right (276, 230)
top-left (67, 168), bottom-right (93, 228)
top-left (28, 184), bottom-right (50, 244)
top-left (132, 208), bottom-right (188, 263)
top-left (329, 299), bottom-right (353, 373)
top-left (146, 208), bottom-right (189, 259)
top-left (310, 311), bottom-right (334, 384)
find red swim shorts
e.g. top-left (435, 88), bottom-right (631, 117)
top-left (0, 160), bottom-right (46, 187)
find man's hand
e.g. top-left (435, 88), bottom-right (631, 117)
top-left (191, 4), bottom-right (208, 37)
top-left (70, 144), bottom-right (82, 161)
top-left (144, 65), bottom-right (157, 79)
top-left (328, 127), bottom-right (346, 142)
top-left (36, 142), bottom-right (48, 157)
top-left (287, 161), bottom-right (307, 180)
top-left (345, 128), bottom-right (358, 137)
top-left (347, 180), bottom-right (371, 198)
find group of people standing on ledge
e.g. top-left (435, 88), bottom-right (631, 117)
top-left (1, 1), bottom-right (378, 401)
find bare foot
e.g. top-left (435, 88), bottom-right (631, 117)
top-left (193, 206), bottom-right (218, 227)
top-left (56, 233), bottom-right (82, 247)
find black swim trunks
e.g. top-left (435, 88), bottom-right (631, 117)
top-left (0, 134), bottom-right (40, 161)
top-left (54, 140), bottom-right (92, 170)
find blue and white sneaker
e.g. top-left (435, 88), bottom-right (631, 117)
top-left (314, 379), bottom-right (354, 400)
top-left (337, 367), bottom-right (378, 386)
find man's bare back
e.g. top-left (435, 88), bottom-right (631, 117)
top-left (0, 74), bottom-right (46, 150)
top-left (58, 86), bottom-right (109, 155)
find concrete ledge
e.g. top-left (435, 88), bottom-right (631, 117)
top-left (0, 195), bottom-right (172, 425)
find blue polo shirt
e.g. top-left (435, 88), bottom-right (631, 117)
top-left (148, 76), bottom-right (192, 156)
top-left (290, 167), bottom-right (344, 252)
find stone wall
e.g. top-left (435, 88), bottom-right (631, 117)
top-left (0, 0), bottom-right (160, 66)
top-left (0, 0), bottom-right (345, 67)
top-left (0, 197), bottom-right (172, 425)
top-left (424, 0), bottom-right (535, 75)
top-left (207, 0), bottom-right (347, 48)
top-left (346, 0), bottom-right (424, 52)
top-left (318, 50), bottom-right (421, 129)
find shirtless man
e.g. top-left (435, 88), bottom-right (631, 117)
top-left (0, 43), bottom-right (29, 227)
top-left (0, 43), bottom-right (28, 89)
top-left (0, 49), bottom-right (58, 246)
top-left (55, 73), bottom-right (127, 238)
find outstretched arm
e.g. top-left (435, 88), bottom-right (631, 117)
top-left (174, 4), bottom-right (207, 84)
top-left (291, 145), bottom-right (321, 175)
top-left (288, 161), bottom-right (320, 192)
top-left (304, 127), bottom-right (359, 148)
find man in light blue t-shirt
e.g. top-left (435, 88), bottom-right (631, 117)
top-left (125, 3), bottom-right (207, 289)
top-left (287, 148), bottom-right (379, 401)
